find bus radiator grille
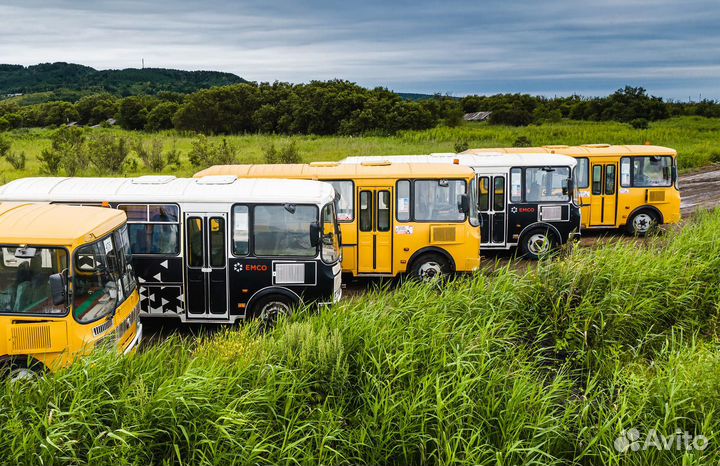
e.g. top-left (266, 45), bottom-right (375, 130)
top-left (430, 226), bottom-right (457, 243)
top-left (11, 324), bottom-right (52, 352)
top-left (648, 191), bottom-right (666, 203)
top-left (275, 263), bottom-right (306, 284)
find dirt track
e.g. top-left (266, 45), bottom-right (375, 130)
top-left (680, 165), bottom-right (720, 216)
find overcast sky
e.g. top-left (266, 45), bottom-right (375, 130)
top-left (0, 0), bottom-right (717, 99)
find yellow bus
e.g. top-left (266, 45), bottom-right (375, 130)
top-left (0, 203), bottom-right (142, 379)
top-left (463, 145), bottom-right (680, 235)
top-left (195, 163), bottom-right (481, 279)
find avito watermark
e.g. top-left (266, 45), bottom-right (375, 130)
top-left (614, 428), bottom-right (708, 453)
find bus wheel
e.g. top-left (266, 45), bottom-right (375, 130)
top-left (627, 210), bottom-right (658, 236)
top-left (409, 253), bottom-right (450, 281)
top-left (253, 295), bottom-right (294, 329)
top-left (521, 228), bottom-right (556, 260)
top-left (0, 359), bottom-right (43, 382)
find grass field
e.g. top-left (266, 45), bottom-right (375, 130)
top-left (1, 116), bottom-right (719, 183)
top-left (1, 209), bottom-right (720, 465)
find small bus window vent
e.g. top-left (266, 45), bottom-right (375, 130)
top-left (275, 263), bottom-right (306, 284)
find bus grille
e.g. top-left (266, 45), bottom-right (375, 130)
top-left (430, 226), bottom-right (457, 243)
top-left (93, 320), bottom-right (113, 337)
top-left (11, 324), bottom-right (51, 351)
top-left (275, 263), bottom-right (306, 284)
top-left (540, 205), bottom-right (563, 221)
top-left (648, 191), bottom-right (666, 203)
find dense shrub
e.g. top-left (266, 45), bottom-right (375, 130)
top-left (188, 135), bottom-right (238, 167)
top-left (263, 141), bottom-right (302, 164)
top-left (87, 133), bottom-right (131, 174)
top-left (38, 126), bottom-right (86, 175)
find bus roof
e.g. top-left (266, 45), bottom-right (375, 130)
top-left (193, 162), bottom-right (476, 180)
top-left (341, 153), bottom-right (577, 168)
top-left (0, 176), bottom-right (336, 206)
top-left (0, 202), bottom-right (126, 247)
top-left (462, 144), bottom-right (677, 157)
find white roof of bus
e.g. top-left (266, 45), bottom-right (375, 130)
top-left (0, 176), bottom-right (336, 205)
top-left (341, 153), bottom-right (577, 168)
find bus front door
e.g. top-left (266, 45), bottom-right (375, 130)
top-left (478, 175), bottom-right (507, 247)
top-left (184, 213), bottom-right (229, 319)
top-left (357, 188), bottom-right (393, 274)
top-left (590, 164), bottom-right (617, 226)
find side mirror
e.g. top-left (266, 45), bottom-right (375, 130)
top-left (309, 222), bottom-right (321, 248)
top-left (564, 178), bottom-right (574, 196)
top-left (49, 273), bottom-right (67, 306)
top-left (458, 194), bottom-right (470, 214)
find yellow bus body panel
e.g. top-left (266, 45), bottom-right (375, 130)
top-left (194, 164), bottom-right (482, 277)
top-left (463, 145), bottom-right (681, 229)
top-left (0, 203), bottom-right (141, 373)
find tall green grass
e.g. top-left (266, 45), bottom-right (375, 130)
top-left (1, 116), bottom-right (718, 183)
top-left (1, 211), bottom-right (720, 465)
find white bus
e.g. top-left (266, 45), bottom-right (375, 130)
top-left (0, 176), bottom-right (342, 324)
top-left (341, 153), bottom-right (581, 259)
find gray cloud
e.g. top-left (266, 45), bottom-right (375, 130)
top-left (0, 0), bottom-right (717, 99)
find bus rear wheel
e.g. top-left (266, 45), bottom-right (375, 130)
top-left (627, 210), bottom-right (659, 236)
top-left (520, 228), bottom-right (556, 260)
top-left (409, 253), bottom-right (450, 281)
top-left (252, 294), bottom-right (294, 329)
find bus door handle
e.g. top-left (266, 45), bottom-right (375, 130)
top-left (201, 267), bottom-right (212, 273)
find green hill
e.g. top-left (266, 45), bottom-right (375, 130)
top-left (0, 62), bottom-right (247, 97)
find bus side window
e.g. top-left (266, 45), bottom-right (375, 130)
top-left (328, 181), bottom-right (354, 222)
top-left (592, 166), bottom-right (603, 195)
top-left (209, 218), bottom-right (225, 267)
top-left (478, 177), bottom-right (490, 211)
top-left (232, 206), bottom-right (249, 256)
top-left (576, 158), bottom-right (590, 189)
top-left (620, 157), bottom-right (632, 187)
top-left (396, 180), bottom-right (410, 221)
top-left (510, 168), bottom-right (522, 203)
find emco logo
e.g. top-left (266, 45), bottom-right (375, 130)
top-left (519, 207), bottom-right (535, 213)
top-left (246, 264), bottom-right (269, 272)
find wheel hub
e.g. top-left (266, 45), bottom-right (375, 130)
top-left (418, 261), bottom-right (442, 280)
top-left (633, 213), bottom-right (652, 232)
top-left (528, 233), bottom-right (550, 255)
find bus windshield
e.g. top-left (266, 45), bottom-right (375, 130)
top-left (0, 247), bottom-right (68, 315)
top-left (74, 237), bottom-right (122, 323)
top-left (525, 167), bottom-right (571, 202)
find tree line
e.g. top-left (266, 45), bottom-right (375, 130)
top-left (0, 82), bottom-right (718, 135)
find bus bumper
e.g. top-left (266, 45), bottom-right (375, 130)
top-left (123, 322), bottom-right (143, 355)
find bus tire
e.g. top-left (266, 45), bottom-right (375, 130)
top-left (626, 209), bottom-right (659, 236)
top-left (409, 253), bottom-right (450, 281)
top-left (0, 358), bottom-right (44, 382)
top-left (520, 227), bottom-right (556, 260)
top-left (251, 294), bottom-right (295, 329)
